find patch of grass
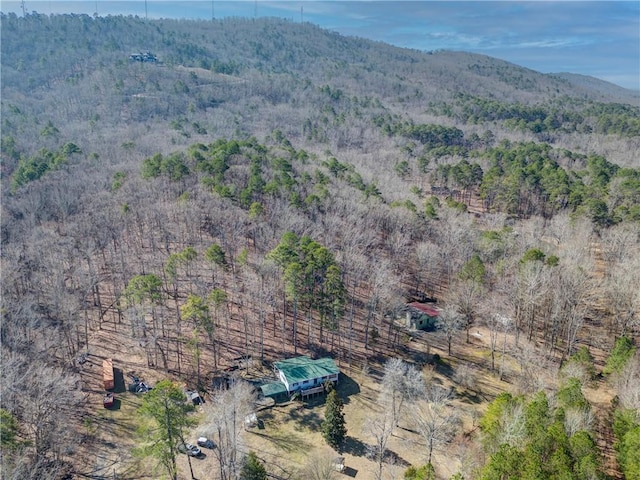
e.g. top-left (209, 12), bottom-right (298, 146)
top-left (95, 392), bottom-right (144, 437)
top-left (342, 436), bottom-right (369, 457)
top-left (253, 428), bottom-right (313, 455)
top-left (75, 391), bottom-right (149, 480)
top-left (288, 405), bottom-right (322, 431)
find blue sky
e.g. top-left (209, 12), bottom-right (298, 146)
top-left (3, 1), bottom-right (639, 90)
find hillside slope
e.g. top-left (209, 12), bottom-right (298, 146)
top-left (551, 72), bottom-right (639, 104)
top-left (1, 13), bottom-right (639, 480)
top-left (2, 14), bottom-right (638, 172)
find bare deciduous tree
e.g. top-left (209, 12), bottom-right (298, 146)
top-left (298, 452), bottom-right (341, 480)
top-left (614, 352), bottom-right (640, 411)
top-left (548, 261), bottom-right (591, 360)
top-left (0, 354), bottom-right (83, 473)
top-left (435, 209), bottom-right (476, 286)
top-left (413, 241), bottom-right (442, 299)
top-left (599, 223), bottom-right (640, 269)
top-left (564, 408), bottom-right (595, 437)
top-left (436, 305), bottom-right (464, 356)
top-left (561, 361), bottom-right (593, 385)
top-left (454, 361), bottom-right (477, 391)
top-left (202, 380), bottom-right (256, 480)
top-left (514, 341), bottom-right (553, 394)
top-left (494, 401), bottom-right (526, 449)
top-left (604, 258), bottom-right (640, 337)
top-left (380, 358), bottom-right (425, 427)
top-left (364, 259), bottom-right (401, 351)
top-left (415, 385), bottom-right (460, 465)
top-left (512, 261), bottom-right (552, 346)
top-left (484, 314), bottom-right (502, 372)
top-left (364, 410), bottom-right (395, 480)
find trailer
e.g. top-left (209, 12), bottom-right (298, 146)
top-left (103, 358), bottom-right (114, 391)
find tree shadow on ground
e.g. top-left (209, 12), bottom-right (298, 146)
top-left (310, 344), bottom-right (332, 359)
top-left (289, 405), bottom-right (322, 430)
top-left (385, 449), bottom-right (410, 467)
top-left (247, 430), bottom-right (313, 454)
top-left (342, 466), bottom-right (358, 477)
top-left (258, 410), bottom-right (275, 423)
top-left (113, 367), bottom-right (127, 393)
top-left (456, 388), bottom-right (484, 404)
top-left (435, 359), bottom-right (454, 378)
top-left (430, 376), bottom-right (444, 386)
top-left (409, 350), bottom-right (432, 365)
top-left (397, 425), bottom-right (419, 435)
top-left (364, 353), bottom-right (387, 380)
top-left (303, 396), bottom-right (327, 409)
top-left (105, 398), bottom-right (122, 410)
top-left (341, 436), bottom-right (369, 457)
top-left (336, 373), bottom-right (360, 404)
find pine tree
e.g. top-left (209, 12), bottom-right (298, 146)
top-left (136, 380), bottom-right (195, 480)
top-left (404, 463), bottom-right (436, 480)
top-left (322, 389), bottom-right (347, 450)
top-left (240, 451), bottom-right (267, 480)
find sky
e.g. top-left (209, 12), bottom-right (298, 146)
top-left (3, 1), bottom-right (639, 90)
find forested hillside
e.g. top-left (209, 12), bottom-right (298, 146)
top-left (1, 12), bottom-right (639, 480)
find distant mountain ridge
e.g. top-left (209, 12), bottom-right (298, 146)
top-left (549, 72), bottom-right (639, 105)
top-left (0, 13), bottom-right (636, 107)
top-left (1, 13), bottom-right (638, 173)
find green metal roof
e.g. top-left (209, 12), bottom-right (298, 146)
top-left (274, 356), bottom-right (340, 385)
top-left (259, 381), bottom-right (288, 398)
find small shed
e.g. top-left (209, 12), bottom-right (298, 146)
top-left (406, 302), bottom-right (440, 331)
top-left (333, 456), bottom-right (345, 472)
top-left (244, 413), bottom-right (258, 428)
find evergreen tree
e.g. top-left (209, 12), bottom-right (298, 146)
top-left (0, 408), bottom-right (19, 450)
top-left (240, 451), bottom-right (267, 480)
top-left (404, 463), bottom-right (436, 480)
top-left (603, 336), bottom-right (636, 375)
top-left (322, 389), bottom-right (347, 450)
top-left (613, 409), bottom-right (640, 480)
top-left (136, 380), bottom-right (195, 480)
top-left (562, 346), bottom-right (596, 381)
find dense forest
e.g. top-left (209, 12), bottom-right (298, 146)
top-left (1, 12), bottom-right (639, 480)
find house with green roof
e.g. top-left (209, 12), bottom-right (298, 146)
top-left (273, 356), bottom-right (340, 394)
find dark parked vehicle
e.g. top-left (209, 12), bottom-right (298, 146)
top-left (197, 437), bottom-right (214, 449)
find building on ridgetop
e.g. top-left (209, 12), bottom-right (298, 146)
top-left (129, 51), bottom-right (158, 62)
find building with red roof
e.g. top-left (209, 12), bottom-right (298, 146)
top-left (405, 302), bottom-right (440, 331)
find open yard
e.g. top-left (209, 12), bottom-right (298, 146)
top-left (72, 304), bottom-right (621, 480)
top-left (172, 328), bottom-right (516, 480)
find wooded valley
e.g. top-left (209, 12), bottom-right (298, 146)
top-left (1, 12), bottom-right (639, 480)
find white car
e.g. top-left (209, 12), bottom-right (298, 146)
top-left (177, 442), bottom-right (202, 457)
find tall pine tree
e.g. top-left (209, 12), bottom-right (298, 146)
top-left (240, 451), bottom-right (267, 480)
top-left (322, 389), bottom-right (347, 450)
top-left (136, 380), bottom-right (195, 480)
